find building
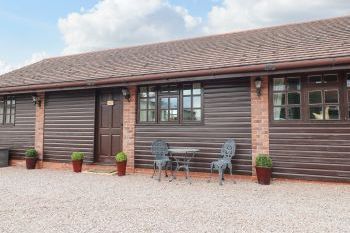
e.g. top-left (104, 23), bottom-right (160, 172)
top-left (1, 16), bottom-right (350, 182)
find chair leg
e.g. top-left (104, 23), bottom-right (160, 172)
top-left (151, 162), bottom-right (156, 178)
top-left (218, 168), bottom-right (223, 185)
top-left (208, 163), bottom-right (214, 183)
top-left (158, 164), bottom-right (162, 182)
top-left (228, 163), bottom-right (236, 184)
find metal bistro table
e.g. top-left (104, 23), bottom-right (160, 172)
top-left (168, 147), bottom-right (199, 183)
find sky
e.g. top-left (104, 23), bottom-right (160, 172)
top-left (0, 0), bottom-right (350, 74)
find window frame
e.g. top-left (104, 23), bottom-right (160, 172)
top-left (137, 83), bottom-right (203, 125)
top-left (0, 96), bottom-right (16, 127)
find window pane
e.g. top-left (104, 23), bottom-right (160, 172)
top-left (140, 99), bottom-right (147, 110)
top-left (139, 110), bottom-right (147, 122)
top-left (323, 74), bottom-right (338, 83)
top-left (183, 108), bottom-right (192, 121)
top-left (193, 83), bottom-right (201, 95)
top-left (193, 109), bottom-right (201, 121)
top-left (160, 85), bottom-right (169, 93)
top-left (148, 110), bottom-right (156, 122)
top-left (273, 78), bottom-right (285, 91)
top-left (325, 90), bottom-right (339, 104)
top-left (169, 97), bottom-right (178, 108)
top-left (310, 106), bottom-right (323, 120)
top-left (287, 78), bottom-right (300, 91)
top-left (169, 85), bottom-right (177, 93)
top-left (193, 96), bottom-right (201, 108)
top-left (347, 74), bottom-right (350, 87)
top-left (149, 98), bottom-right (156, 109)
top-left (0, 115), bottom-right (3, 124)
top-left (288, 92), bottom-right (300, 105)
top-left (0, 101), bottom-right (3, 115)
top-left (273, 107), bottom-right (286, 120)
top-left (288, 107), bottom-right (301, 119)
top-left (273, 93), bottom-right (285, 106)
top-left (160, 110), bottom-right (169, 121)
top-left (183, 96), bottom-right (191, 108)
top-left (139, 87), bottom-right (147, 97)
top-left (325, 105), bottom-right (339, 120)
top-left (161, 98), bottom-right (168, 109)
top-left (309, 75), bottom-right (322, 84)
top-left (169, 110), bottom-right (178, 121)
top-left (183, 85), bottom-right (191, 95)
top-left (309, 91), bottom-right (322, 104)
top-left (148, 86), bottom-right (156, 97)
top-left (10, 114), bottom-right (15, 124)
top-left (5, 114), bottom-right (10, 124)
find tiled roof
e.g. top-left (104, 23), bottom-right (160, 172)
top-left (1, 15), bottom-right (350, 89)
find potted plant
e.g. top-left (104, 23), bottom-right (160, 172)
top-left (25, 148), bottom-right (38, 169)
top-left (115, 152), bottom-right (127, 176)
top-left (255, 154), bottom-right (273, 185)
top-left (71, 152), bottom-right (84, 173)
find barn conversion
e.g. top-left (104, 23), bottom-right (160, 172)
top-left (0, 16), bottom-right (350, 182)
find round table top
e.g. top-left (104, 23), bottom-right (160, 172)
top-left (168, 147), bottom-right (200, 153)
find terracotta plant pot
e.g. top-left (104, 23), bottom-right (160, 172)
top-left (255, 166), bottom-right (272, 185)
top-left (116, 160), bottom-right (127, 176)
top-left (72, 160), bottom-right (83, 173)
top-left (25, 157), bottom-right (37, 169)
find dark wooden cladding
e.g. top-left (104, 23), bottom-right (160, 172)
top-left (270, 123), bottom-right (350, 182)
top-left (0, 94), bottom-right (35, 159)
top-left (44, 90), bottom-right (96, 163)
top-left (135, 78), bottom-right (252, 174)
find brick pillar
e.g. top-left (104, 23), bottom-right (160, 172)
top-left (251, 76), bottom-right (269, 175)
top-left (122, 86), bottom-right (136, 171)
top-left (35, 92), bottom-right (45, 168)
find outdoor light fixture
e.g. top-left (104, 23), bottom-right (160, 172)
top-left (255, 77), bottom-right (262, 96)
top-left (32, 94), bottom-right (42, 106)
top-left (122, 88), bottom-right (131, 101)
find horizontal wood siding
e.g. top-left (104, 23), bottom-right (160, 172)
top-left (44, 90), bottom-right (96, 163)
top-left (135, 78), bottom-right (252, 174)
top-left (0, 95), bottom-right (35, 159)
top-left (270, 123), bottom-right (350, 182)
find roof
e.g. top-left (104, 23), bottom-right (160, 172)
top-left (1, 15), bottom-right (350, 92)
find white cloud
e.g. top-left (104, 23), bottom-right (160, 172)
top-left (204, 0), bottom-right (350, 33)
top-left (58, 0), bottom-right (202, 54)
top-left (0, 52), bottom-right (48, 75)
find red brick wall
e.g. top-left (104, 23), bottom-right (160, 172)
top-left (250, 76), bottom-right (269, 175)
top-left (34, 92), bottom-right (45, 168)
top-left (122, 86), bottom-right (136, 171)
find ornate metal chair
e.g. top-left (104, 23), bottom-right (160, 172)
top-left (210, 139), bottom-right (236, 185)
top-left (151, 139), bottom-right (172, 181)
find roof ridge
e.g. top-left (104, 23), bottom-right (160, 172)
top-left (45, 14), bottom-right (350, 61)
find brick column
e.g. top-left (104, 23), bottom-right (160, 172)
top-left (250, 76), bottom-right (269, 175)
top-left (122, 86), bottom-right (136, 171)
top-left (35, 92), bottom-right (45, 168)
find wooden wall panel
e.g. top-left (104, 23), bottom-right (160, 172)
top-left (0, 94), bottom-right (35, 159)
top-left (44, 90), bottom-right (96, 163)
top-left (270, 123), bottom-right (350, 182)
top-left (135, 78), bottom-right (252, 174)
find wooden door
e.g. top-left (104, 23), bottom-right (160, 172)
top-left (96, 89), bottom-right (123, 164)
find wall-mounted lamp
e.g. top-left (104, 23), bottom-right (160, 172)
top-left (255, 77), bottom-right (262, 97)
top-left (32, 94), bottom-right (42, 106)
top-left (121, 88), bottom-right (131, 101)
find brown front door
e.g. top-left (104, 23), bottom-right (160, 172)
top-left (96, 89), bottom-right (123, 164)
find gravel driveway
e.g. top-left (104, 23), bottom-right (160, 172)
top-left (0, 167), bottom-right (349, 233)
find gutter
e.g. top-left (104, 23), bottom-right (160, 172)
top-left (0, 56), bottom-right (349, 94)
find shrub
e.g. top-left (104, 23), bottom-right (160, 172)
top-left (115, 152), bottom-right (127, 162)
top-left (256, 154), bottom-right (272, 168)
top-left (25, 148), bottom-right (38, 158)
top-left (71, 152), bottom-right (84, 161)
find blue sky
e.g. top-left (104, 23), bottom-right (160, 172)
top-left (0, 0), bottom-right (349, 74)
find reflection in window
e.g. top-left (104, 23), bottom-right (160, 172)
top-left (0, 96), bottom-right (15, 125)
top-left (272, 77), bottom-right (301, 120)
top-left (160, 97), bottom-right (178, 122)
top-left (183, 83), bottom-right (202, 121)
top-left (308, 90), bottom-right (340, 120)
top-left (139, 86), bottom-right (156, 122)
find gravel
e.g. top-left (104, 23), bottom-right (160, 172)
top-left (0, 167), bottom-right (349, 233)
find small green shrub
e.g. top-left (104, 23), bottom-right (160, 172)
top-left (71, 152), bottom-right (84, 161)
top-left (256, 154), bottom-right (272, 168)
top-left (25, 148), bottom-right (38, 158)
top-left (115, 152), bottom-right (127, 162)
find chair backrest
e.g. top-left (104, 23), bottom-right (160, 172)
top-left (151, 139), bottom-right (169, 160)
top-left (220, 139), bottom-right (236, 162)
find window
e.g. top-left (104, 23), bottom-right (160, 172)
top-left (272, 77), bottom-right (301, 120)
top-left (138, 83), bottom-right (202, 124)
top-left (183, 83), bottom-right (202, 122)
top-left (347, 73), bottom-right (350, 119)
top-left (0, 96), bottom-right (16, 125)
top-left (308, 90), bottom-right (340, 120)
top-left (309, 74), bottom-right (338, 84)
top-left (138, 86), bottom-right (156, 122)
